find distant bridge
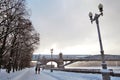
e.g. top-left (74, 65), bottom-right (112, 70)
top-left (32, 54), bottom-right (88, 61)
top-left (32, 53), bottom-right (120, 68)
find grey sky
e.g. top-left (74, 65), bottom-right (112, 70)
top-left (27, 0), bottom-right (120, 55)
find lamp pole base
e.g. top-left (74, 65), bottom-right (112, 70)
top-left (102, 72), bottom-right (111, 80)
top-left (101, 69), bottom-right (111, 80)
top-left (50, 69), bottom-right (53, 72)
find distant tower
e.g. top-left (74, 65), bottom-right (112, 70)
top-left (58, 52), bottom-right (64, 68)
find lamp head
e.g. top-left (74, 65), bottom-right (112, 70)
top-left (50, 48), bottom-right (53, 53)
top-left (98, 3), bottom-right (103, 12)
top-left (89, 12), bottom-right (93, 20)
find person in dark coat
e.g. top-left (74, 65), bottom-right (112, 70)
top-left (38, 67), bottom-right (40, 74)
top-left (35, 67), bottom-right (37, 74)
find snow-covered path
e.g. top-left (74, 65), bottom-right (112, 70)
top-left (0, 68), bottom-right (57, 80)
top-left (0, 67), bottom-right (120, 80)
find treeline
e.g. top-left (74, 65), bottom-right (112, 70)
top-left (0, 0), bottom-right (40, 73)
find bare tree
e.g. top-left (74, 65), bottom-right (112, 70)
top-left (0, 0), bottom-right (40, 72)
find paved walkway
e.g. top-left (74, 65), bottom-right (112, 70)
top-left (12, 68), bottom-right (57, 80)
top-left (0, 68), bottom-right (58, 80)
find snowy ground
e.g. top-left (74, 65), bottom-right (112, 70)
top-left (0, 67), bottom-right (120, 80)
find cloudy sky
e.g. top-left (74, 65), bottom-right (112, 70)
top-left (26, 0), bottom-right (120, 55)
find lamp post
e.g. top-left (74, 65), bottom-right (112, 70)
top-left (50, 48), bottom-right (53, 72)
top-left (89, 3), bottom-right (110, 80)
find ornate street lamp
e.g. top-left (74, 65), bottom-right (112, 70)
top-left (89, 3), bottom-right (110, 80)
top-left (50, 48), bottom-right (53, 72)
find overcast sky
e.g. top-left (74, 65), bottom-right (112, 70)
top-left (26, 0), bottom-right (120, 55)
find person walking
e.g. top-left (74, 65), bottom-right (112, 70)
top-left (38, 67), bottom-right (40, 74)
top-left (35, 67), bottom-right (37, 74)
